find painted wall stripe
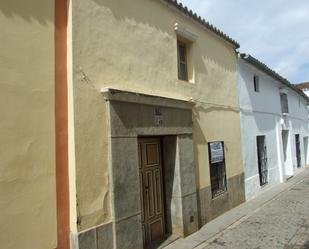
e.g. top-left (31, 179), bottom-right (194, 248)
top-left (55, 0), bottom-right (70, 248)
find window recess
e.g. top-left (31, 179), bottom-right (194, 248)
top-left (175, 23), bottom-right (197, 83)
top-left (253, 75), bottom-right (259, 92)
top-left (177, 41), bottom-right (188, 81)
top-left (208, 141), bottom-right (227, 198)
top-left (280, 93), bottom-right (289, 114)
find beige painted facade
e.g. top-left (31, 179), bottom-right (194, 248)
top-left (0, 0), bottom-right (245, 248)
top-left (0, 1), bottom-right (57, 249)
top-left (71, 0), bottom-right (244, 234)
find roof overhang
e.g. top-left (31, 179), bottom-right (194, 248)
top-left (239, 54), bottom-right (309, 103)
top-left (101, 88), bottom-right (195, 110)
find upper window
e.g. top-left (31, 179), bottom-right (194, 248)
top-left (280, 93), bottom-right (289, 114)
top-left (208, 141), bottom-right (227, 198)
top-left (253, 75), bottom-right (259, 92)
top-left (177, 41), bottom-right (188, 81)
top-left (175, 23), bottom-right (197, 83)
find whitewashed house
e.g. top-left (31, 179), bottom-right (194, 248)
top-left (238, 54), bottom-right (309, 199)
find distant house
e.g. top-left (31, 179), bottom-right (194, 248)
top-left (238, 54), bottom-right (309, 200)
top-left (295, 82), bottom-right (309, 97)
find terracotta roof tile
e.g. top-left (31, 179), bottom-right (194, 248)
top-left (295, 82), bottom-right (309, 90)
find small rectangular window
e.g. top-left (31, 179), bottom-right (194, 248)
top-left (177, 41), bottom-right (188, 81)
top-left (254, 75), bottom-right (259, 92)
top-left (208, 141), bottom-right (227, 197)
top-left (280, 93), bottom-right (289, 114)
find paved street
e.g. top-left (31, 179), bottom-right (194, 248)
top-left (166, 170), bottom-right (309, 249)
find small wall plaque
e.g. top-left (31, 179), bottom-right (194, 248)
top-left (154, 115), bottom-right (163, 126)
top-left (154, 107), bottom-right (162, 116)
top-left (154, 107), bottom-right (163, 126)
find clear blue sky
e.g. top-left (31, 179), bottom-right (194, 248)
top-left (179, 0), bottom-right (309, 84)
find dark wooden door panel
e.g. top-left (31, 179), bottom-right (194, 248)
top-left (145, 170), bottom-right (155, 219)
top-left (138, 138), bottom-right (165, 247)
top-left (149, 218), bottom-right (164, 242)
top-left (154, 169), bottom-right (162, 215)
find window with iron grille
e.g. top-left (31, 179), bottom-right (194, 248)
top-left (295, 134), bottom-right (301, 168)
top-left (256, 135), bottom-right (268, 186)
top-left (280, 93), bottom-right (289, 114)
top-left (208, 141), bottom-right (227, 198)
top-left (177, 41), bottom-right (188, 81)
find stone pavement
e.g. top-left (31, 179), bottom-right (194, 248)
top-left (164, 169), bottom-right (309, 249)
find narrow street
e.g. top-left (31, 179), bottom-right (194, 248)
top-left (166, 170), bottom-right (309, 249)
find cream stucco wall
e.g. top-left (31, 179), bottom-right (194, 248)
top-left (72, 0), bottom-right (243, 231)
top-left (0, 1), bottom-right (57, 248)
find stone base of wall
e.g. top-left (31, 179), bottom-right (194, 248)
top-left (198, 173), bottom-right (245, 225)
top-left (114, 215), bottom-right (143, 249)
top-left (76, 176), bottom-right (245, 249)
top-left (78, 222), bottom-right (113, 249)
top-left (244, 174), bottom-right (261, 200)
top-left (245, 167), bottom-right (281, 200)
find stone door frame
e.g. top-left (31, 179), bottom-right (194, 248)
top-left (102, 88), bottom-right (198, 249)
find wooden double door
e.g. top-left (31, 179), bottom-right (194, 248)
top-left (138, 138), bottom-right (166, 248)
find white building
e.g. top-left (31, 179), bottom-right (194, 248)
top-left (238, 54), bottom-right (309, 200)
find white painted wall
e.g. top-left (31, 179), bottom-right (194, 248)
top-left (238, 57), bottom-right (309, 200)
top-left (286, 89), bottom-right (309, 171)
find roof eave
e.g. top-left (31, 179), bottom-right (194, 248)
top-left (161, 0), bottom-right (240, 49)
top-left (240, 53), bottom-right (309, 103)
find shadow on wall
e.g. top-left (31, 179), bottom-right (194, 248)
top-left (162, 136), bottom-right (177, 236)
top-left (239, 71), bottom-right (279, 132)
top-left (87, 0), bottom-right (235, 80)
top-left (0, 0), bottom-right (53, 25)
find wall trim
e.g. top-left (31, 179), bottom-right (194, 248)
top-left (101, 88), bottom-right (195, 110)
top-left (55, 0), bottom-right (70, 248)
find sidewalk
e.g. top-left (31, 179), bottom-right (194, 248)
top-left (164, 168), bottom-right (309, 249)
